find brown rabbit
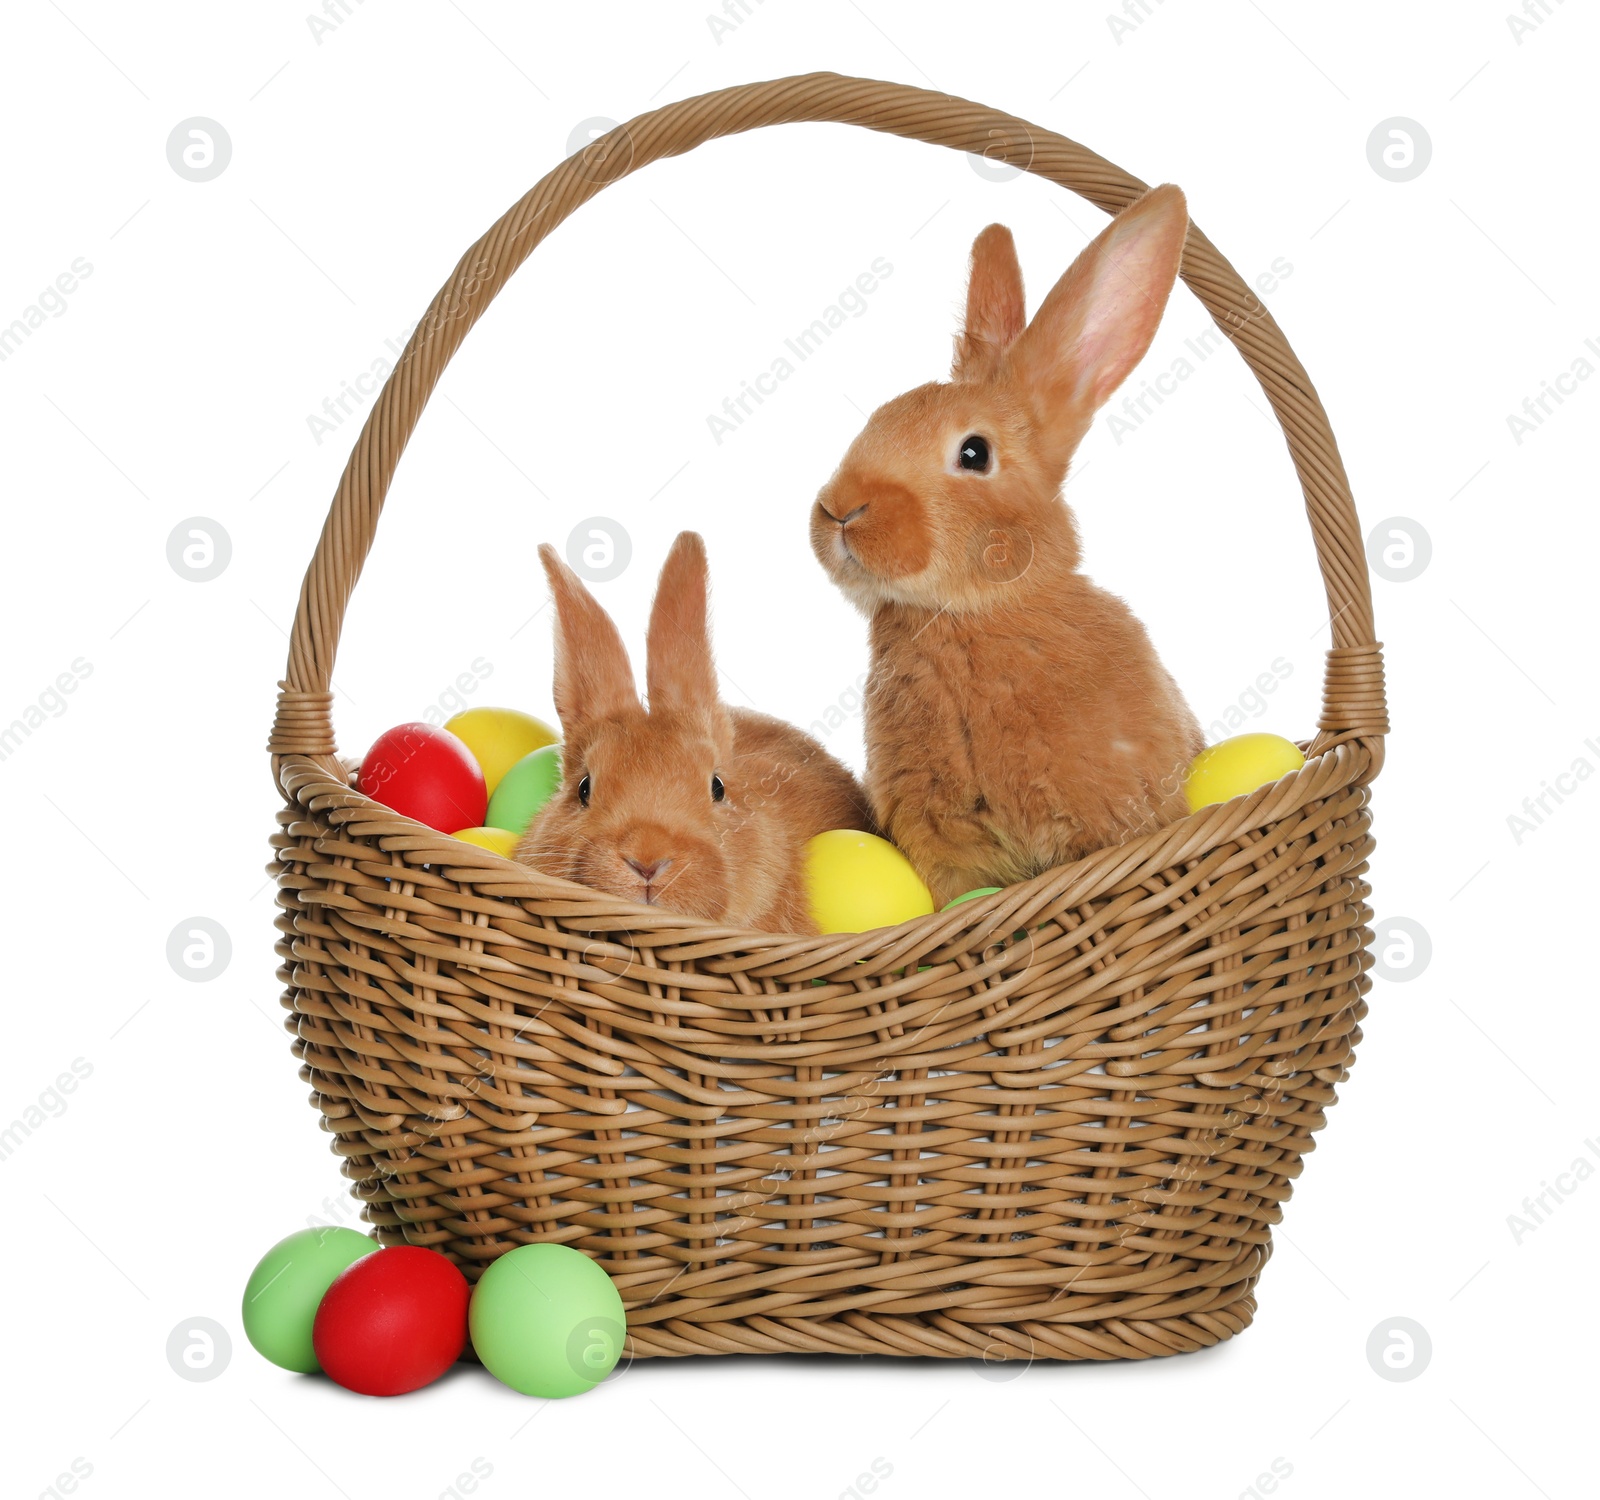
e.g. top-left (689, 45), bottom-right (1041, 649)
top-left (810, 184), bottom-right (1203, 907)
top-left (516, 531), bottom-right (874, 932)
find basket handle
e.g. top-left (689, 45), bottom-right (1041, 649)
top-left (269, 71), bottom-right (1386, 786)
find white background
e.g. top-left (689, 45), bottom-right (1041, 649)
top-left (2, 1), bottom-right (1596, 1496)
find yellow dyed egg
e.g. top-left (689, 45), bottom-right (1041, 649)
top-left (444, 707), bottom-right (558, 796)
top-left (451, 826), bottom-right (521, 857)
top-left (1184, 733), bottom-right (1306, 813)
top-left (803, 830), bottom-right (934, 934)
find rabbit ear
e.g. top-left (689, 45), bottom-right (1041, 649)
top-left (952, 223), bottom-right (1026, 381)
top-left (538, 544), bottom-right (636, 736)
top-left (646, 531), bottom-right (719, 715)
top-left (1010, 183), bottom-right (1188, 424)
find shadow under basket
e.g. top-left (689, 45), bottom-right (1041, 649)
top-left (267, 72), bottom-right (1389, 1363)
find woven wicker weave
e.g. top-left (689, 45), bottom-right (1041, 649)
top-left (268, 72), bottom-right (1387, 1363)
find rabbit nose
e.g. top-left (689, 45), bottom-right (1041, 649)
top-left (626, 857), bottom-right (672, 883)
top-left (833, 503), bottom-right (868, 526)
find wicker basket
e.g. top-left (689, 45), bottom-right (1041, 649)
top-left (268, 72), bottom-right (1387, 1364)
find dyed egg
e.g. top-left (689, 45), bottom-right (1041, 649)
top-left (312, 1246), bottom-right (470, 1397)
top-left (1184, 733), bottom-right (1306, 813)
top-left (451, 826), bottom-right (522, 857)
top-left (940, 886), bottom-right (1028, 948)
top-left (469, 1243), bottom-right (625, 1398)
top-left (241, 1226), bottom-right (377, 1373)
top-left (484, 744), bottom-right (563, 835)
top-left (445, 707), bottom-right (558, 796)
top-left (803, 829), bottom-right (935, 934)
top-left (358, 723), bottom-right (487, 832)
top-left (942, 887), bottom-right (1004, 910)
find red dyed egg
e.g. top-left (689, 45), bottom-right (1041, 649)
top-left (357, 723), bottom-right (487, 832)
top-left (311, 1246), bottom-right (469, 1397)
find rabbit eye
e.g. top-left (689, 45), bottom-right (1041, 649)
top-left (711, 773), bottom-right (726, 803)
top-left (958, 434), bottom-right (991, 473)
top-left (577, 774), bottom-right (591, 807)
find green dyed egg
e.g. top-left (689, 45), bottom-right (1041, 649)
top-left (469, 1243), bottom-right (625, 1398)
top-left (942, 887), bottom-right (1004, 910)
top-left (241, 1226), bottom-right (377, 1373)
top-left (942, 886), bottom-right (1029, 945)
top-left (484, 745), bottom-right (563, 836)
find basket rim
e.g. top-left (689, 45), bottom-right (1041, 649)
top-left (275, 734), bottom-right (1375, 967)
